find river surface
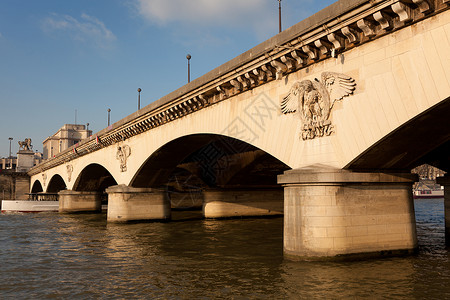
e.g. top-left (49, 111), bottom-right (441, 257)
top-left (0, 199), bottom-right (449, 299)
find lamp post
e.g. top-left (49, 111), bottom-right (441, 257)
top-left (8, 137), bottom-right (12, 169)
top-left (86, 122), bottom-right (89, 131)
top-left (107, 108), bottom-right (111, 127)
top-left (137, 88), bottom-right (142, 110)
top-left (186, 54), bottom-right (191, 83)
top-left (278, 0), bottom-right (282, 33)
top-left (8, 137), bottom-right (12, 158)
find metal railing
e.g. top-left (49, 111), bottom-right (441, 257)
top-left (27, 193), bottom-right (59, 201)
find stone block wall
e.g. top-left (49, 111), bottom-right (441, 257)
top-left (0, 172), bottom-right (30, 200)
top-left (279, 168), bottom-right (418, 258)
top-left (283, 183), bottom-right (417, 258)
top-left (0, 174), bottom-right (13, 200)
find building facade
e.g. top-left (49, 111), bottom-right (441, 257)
top-left (43, 124), bottom-right (92, 159)
top-left (0, 157), bottom-right (17, 170)
top-left (0, 152), bottom-right (43, 171)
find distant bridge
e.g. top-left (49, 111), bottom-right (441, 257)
top-left (29, 0), bottom-right (450, 259)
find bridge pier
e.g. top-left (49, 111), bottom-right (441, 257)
top-left (203, 189), bottom-right (283, 218)
top-left (278, 168), bottom-right (418, 259)
top-left (106, 185), bottom-right (171, 222)
top-left (436, 175), bottom-right (450, 246)
top-left (58, 190), bottom-right (102, 213)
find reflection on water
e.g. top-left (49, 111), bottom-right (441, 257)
top-left (0, 199), bottom-right (449, 298)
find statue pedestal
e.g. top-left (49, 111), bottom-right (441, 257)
top-left (16, 150), bottom-right (34, 172)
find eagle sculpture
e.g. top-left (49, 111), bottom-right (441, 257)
top-left (281, 72), bottom-right (356, 139)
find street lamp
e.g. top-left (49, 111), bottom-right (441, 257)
top-left (8, 137), bottom-right (12, 169)
top-left (8, 137), bottom-right (13, 158)
top-left (137, 88), bottom-right (142, 110)
top-left (86, 122), bottom-right (90, 131)
top-left (278, 0), bottom-right (282, 33)
top-left (186, 54), bottom-right (191, 83)
top-left (107, 108), bottom-right (111, 127)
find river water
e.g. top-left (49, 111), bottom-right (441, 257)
top-left (0, 199), bottom-right (449, 299)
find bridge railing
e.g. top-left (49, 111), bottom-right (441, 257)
top-left (27, 193), bottom-right (59, 201)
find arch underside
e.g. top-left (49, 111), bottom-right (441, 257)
top-left (47, 174), bottom-right (67, 193)
top-left (73, 164), bottom-right (118, 192)
top-left (31, 180), bottom-right (43, 193)
top-left (131, 134), bottom-right (290, 189)
top-left (346, 97), bottom-right (450, 172)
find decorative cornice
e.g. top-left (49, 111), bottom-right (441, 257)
top-left (28, 0), bottom-right (447, 176)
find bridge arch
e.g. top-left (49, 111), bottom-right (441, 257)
top-left (346, 97), bottom-right (450, 172)
top-left (25, 2), bottom-right (450, 259)
top-left (46, 174), bottom-right (67, 193)
top-left (31, 180), bottom-right (43, 193)
top-left (120, 133), bottom-right (290, 216)
top-left (130, 134), bottom-right (290, 189)
top-left (73, 163), bottom-right (118, 192)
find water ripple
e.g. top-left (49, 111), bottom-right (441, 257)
top-left (0, 200), bottom-right (449, 298)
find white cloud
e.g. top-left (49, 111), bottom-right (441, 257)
top-left (135, 0), bottom-right (276, 36)
top-left (42, 13), bottom-right (116, 49)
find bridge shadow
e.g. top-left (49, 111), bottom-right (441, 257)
top-left (347, 97), bottom-right (450, 173)
top-left (130, 134), bottom-right (290, 217)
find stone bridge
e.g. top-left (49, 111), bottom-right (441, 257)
top-left (28, 0), bottom-right (450, 259)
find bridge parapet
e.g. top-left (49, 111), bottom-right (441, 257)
top-left (28, 0), bottom-right (448, 176)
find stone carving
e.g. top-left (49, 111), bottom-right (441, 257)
top-left (341, 26), bottom-right (359, 43)
top-left (116, 145), bottom-right (131, 172)
top-left (412, 0), bottom-right (431, 14)
top-left (392, 3), bottom-right (411, 22)
top-left (357, 19), bottom-right (377, 37)
top-left (327, 33), bottom-right (344, 50)
top-left (42, 173), bottom-right (47, 186)
top-left (302, 45), bottom-right (319, 60)
top-left (271, 60), bottom-right (288, 80)
top-left (281, 56), bottom-right (296, 71)
top-left (66, 164), bottom-right (73, 182)
top-left (18, 138), bottom-right (32, 151)
top-left (316, 39), bottom-right (333, 55)
top-left (281, 72), bottom-right (356, 140)
top-left (373, 11), bottom-right (392, 30)
top-left (291, 50), bottom-right (307, 65)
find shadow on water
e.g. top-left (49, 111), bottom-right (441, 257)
top-left (0, 199), bottom-right (449, 298)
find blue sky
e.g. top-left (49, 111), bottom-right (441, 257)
top-left (0, 0), bottom-right (336, 157)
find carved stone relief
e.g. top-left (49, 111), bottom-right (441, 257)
top-left (281, 72), bottom-right (356, 140)
top-left (116, 145), bottom-right (131, 172)
top-left (42, 173), bottom-right (47, 186)
top-left (66, 164), bottom-right (73, 182)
